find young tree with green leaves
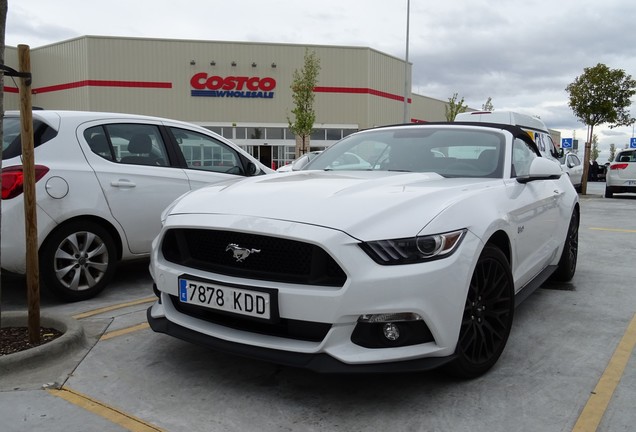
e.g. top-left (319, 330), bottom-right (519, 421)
top-left (445, 93), bottom-right (467, 121)
top-left (591, 134), bottom-right (599, 161)
top-left (565, 63), bottom-right (636, 193)
top-left (608, 143), bottom-right (616, 162)
top-left (288, 49), bottom-right (321, 157)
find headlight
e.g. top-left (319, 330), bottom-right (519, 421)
top-left (359, 229), bottom-right (466, 265)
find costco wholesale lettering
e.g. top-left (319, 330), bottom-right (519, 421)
top-left (190, 74), bottom-right (276, 98)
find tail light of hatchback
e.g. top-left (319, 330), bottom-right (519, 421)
top-left (1, 165), bottom-right (50, 200)
top-left (610, 163), bottom-right (629, 170)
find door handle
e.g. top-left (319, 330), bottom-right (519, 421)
top-left (110, 179), bottom-right (137, 188)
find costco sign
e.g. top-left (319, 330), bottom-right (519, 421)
top-left (190, 74), bottom-right (276, 99)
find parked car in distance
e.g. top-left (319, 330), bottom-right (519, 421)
top-left (558, 152), bottom-right (583, 191)
top-left (148, 121), bottom-right (579, 378)
top-left (605, 149), bottom-right (636, 198)
top-left (1, 110), bottom-right (272, 301)
top-left (276, 151), bottom-right (322, 172)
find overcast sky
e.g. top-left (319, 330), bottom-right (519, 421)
top-left (6, 0), bottom-right (636, 161)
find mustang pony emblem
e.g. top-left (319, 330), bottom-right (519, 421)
top-left (225, 243), bottom-right (261, 262)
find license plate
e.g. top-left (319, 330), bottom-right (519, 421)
top-left (626, 180), bottom-right (636, 186)
top-left (179, 277), bottom-right (273, 320)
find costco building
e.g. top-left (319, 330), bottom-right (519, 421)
top-left (3, 36), bottom-right (456, 168)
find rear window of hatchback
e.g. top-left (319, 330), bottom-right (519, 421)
top-left (2, 116), bottom-right (59, 160)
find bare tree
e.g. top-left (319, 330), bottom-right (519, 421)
top-left (482, 97), bottom-right (494, 111)
top-left (0, 0), bottom-right (8, 324)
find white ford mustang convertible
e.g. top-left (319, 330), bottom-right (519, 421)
top-left (147, 122), bottom-right (579, 378)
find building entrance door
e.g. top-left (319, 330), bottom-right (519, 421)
top-left (259, 145), bottom-right (273, 169)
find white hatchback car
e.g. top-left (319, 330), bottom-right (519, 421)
top-left (558, 152), bottom-right (583, 192)
top-left (148, 122), bottom-right (579, 378)
top-left (1, 110), bottom-right (272, 301)
top-left (605, 149), bottom-right (636, 198)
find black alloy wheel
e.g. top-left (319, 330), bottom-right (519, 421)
top-left (550, 209), bottom-right (579, 282)
top-left (445, 246), bottom-right (515, 378)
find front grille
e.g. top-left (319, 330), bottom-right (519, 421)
top-left (169, 295), bottom-right (331, 342)
top-left (161, 228), bottom-right (347, 287)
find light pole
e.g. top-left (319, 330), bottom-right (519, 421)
top-left (403, 0), bottom-right (410, 123)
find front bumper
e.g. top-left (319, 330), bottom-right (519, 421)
top-left (149, 213), bottom-right (481, 371)
top-left (147, 303), bottom-right (455, 373)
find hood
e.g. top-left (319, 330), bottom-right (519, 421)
top-left (169, 171), bottom-right (500, 240)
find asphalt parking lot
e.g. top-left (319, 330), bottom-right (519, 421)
top-left (1, 181), bottom-right (635, 432)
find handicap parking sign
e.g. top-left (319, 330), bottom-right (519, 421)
top-left (561, 138), bottom-right (573, 149)
top-left (631, 137), bottom-right (636, 148)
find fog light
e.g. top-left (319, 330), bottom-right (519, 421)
top-left (383, 323), bottom-right (400, 341)
top-left (358, 312), bottom-right (423, 323)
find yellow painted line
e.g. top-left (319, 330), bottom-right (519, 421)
top-left (589, 227), bottom-right (636, 233)
top-left (572, 314), bottom-right (636, 432)
top-left (100, 323), bottom-right (151, 341)
top-left (48, 387), bottom-right (164, 432)
top-left (72, 296), bottom-right (156, 319)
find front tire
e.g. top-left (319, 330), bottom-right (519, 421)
top-left (445, 246), bottom-right (515, 379)
top-left (40, 220), bottom-right (117, 302)
top-left (550, 209), bottom-right (579, 282)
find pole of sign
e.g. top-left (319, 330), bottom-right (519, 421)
top-left (18, 44), bottom-right (40, 343)
top-left (403, 0), bottom-right (410, 123)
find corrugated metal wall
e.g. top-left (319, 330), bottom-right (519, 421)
top-left (3, 36), bottom-right (450, 129)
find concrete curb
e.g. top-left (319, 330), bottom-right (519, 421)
top-left (0, 311), bottom-right (87, 374)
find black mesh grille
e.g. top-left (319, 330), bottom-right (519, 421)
top-left (169, 295), bottom-right (331, 342)
top-left (161, 229), bottom-right (347, 287)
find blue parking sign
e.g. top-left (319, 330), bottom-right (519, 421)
top-left (630, 137), bottom-right (636, 148)
top-left (561, 138), bottom-right (573, 149)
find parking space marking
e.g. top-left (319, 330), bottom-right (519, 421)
top-left (100, 322), bottom-right (151, 341)
top-left (48, 387), bottom-right (164, 432)
top-left (72, 296), bottom-right (156, 319)
top-left (588, 227), bottom-right (636, 233)
top-left (572, 314), bottom-right (636, 432)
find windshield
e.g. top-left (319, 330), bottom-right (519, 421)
top-left (303, 126), bottom-right (506, 178)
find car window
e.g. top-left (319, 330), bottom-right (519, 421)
top-left (3, 117), bottom-right (58, 160)
top-left (616, 151), bottom-right (635, 162)
top-left (305, 128), bottom-right (505, 178)
top-left (169, 127), bottom-right (244, 175)
top-left (512, 138), bottom-right (537, 177)
top-left (84, 124), bottom-right (170, 166)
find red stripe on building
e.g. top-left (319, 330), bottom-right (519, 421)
top-left (30, 80), bottom-right (173, 94)
top-left (4, 86), bottom-right (19, 93)
top-left (314, 86), bottom-right (412, 103)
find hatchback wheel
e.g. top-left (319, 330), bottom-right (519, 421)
top-left (445, 246), bottom-right (514, 378)
top-left (40, 220), bottom-right (117, 302)
top-left (604, 187), bottom-right (613, 198)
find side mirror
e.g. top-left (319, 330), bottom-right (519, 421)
top-left (246, 162), bottom-right (258, 176)
top-left (556, 147), bottom-right (564, 158)
top-left (516, 157), bottom-right (562, 183)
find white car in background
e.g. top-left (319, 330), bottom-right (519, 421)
top-left (558, 152), bottom-right (583, 192)
top-left (276, 151), bottom-right (322, 172)
top-left (605, 149), bottom-right (636, 198)
top-left (1, 110), bottom-right (272, 301)
top-left (148, 121), bottom-right (579, 378)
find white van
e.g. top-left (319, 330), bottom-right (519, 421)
top-left (455, 111), bottom-right (562, 162)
